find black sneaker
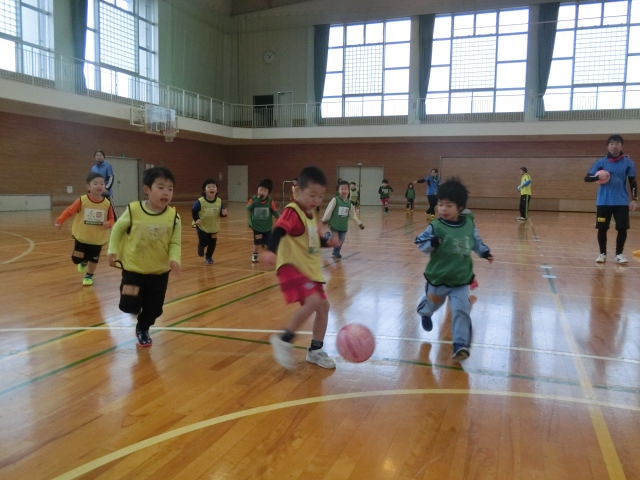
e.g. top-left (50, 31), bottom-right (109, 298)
top-left (421, 315), bottom-right (433, 332)
top-left (451, 344), bottom-right (470, 361)
top-left (136, 328), bottom-right (152, 347)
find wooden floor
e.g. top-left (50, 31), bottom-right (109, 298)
top-left (1, 203), bottom-right (639, 479)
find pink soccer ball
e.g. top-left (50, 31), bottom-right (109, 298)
top-left (336, 323), bottom-right (375, 363)
top-left (596, 169), bottom-right (610, 185)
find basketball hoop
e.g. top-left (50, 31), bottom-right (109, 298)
top-left (162, 128), bottom-right (176, 142)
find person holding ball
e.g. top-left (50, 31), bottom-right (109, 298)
top-left (584, 134), bottom-right (637, 264)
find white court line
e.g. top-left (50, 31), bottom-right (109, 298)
top-left (0, 231), bottom-right (35, 264)
top-left (2, 326), bottom-right (638, 366)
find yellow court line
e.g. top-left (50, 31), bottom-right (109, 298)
top-left (552, 294), bottom-right (627, 479)
top-left (52, 388), bottom-right (640, 480)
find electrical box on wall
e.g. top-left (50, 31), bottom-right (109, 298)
top-left (66, 186), bottom-right (73, 193)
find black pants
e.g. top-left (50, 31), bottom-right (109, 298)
top-left (519, 195), bottom-right (531, 218)
top-left (427, 195), bottom-right (438, 215)
top-left (196, 228), bottom-right (218, 259)
top-left (119, 270), bottom-right (170, 330)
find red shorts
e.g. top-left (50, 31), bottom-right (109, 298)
top-left (380, 198), bottom-right (389, 206)
top-left (277, 265), bottom-right (326, 305)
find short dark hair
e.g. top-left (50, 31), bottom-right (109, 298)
top-left (607, 134), bottom-right (624, 145)
top-left (258, 178), bottom-right (273, 192)
top-left (86, 172), bottom-right (104, 183)
top-left (437, 177), bottom-right (469, 209)
top-left (350, 182), bottom-right (356, 186)
top-left (94, 150), bottom-right (105, 157)
top-left (338, 180), bottom-right (349, 187)
top-left (520, 167), bottom-right (528, 173)
top-left (297, 166), bottom-right (327, 189)
top-left (201, 178), bottom-right (217, 191)
top-left (143, 167), bottom-right (175, 188)
top-left (382, 179), bottom-right (389, 183)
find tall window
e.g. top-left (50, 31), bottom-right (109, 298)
top-left (426, 8), bottom-right (529, 114)
top-left (85, 0), bottom-right (157, 102)
top-left (0, 0), bottom-right (53, 79)
top-left (546, 1), bottom-right (640, 110)
top-left (322, 18), bottom-right (411, 117)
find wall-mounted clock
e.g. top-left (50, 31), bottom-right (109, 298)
top-left (263, 50), bottom-right (276, 64)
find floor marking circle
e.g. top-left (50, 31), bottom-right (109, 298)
top-left (53, 388), bottom-right (640, 480)
top-left (0, 231), bottom-right (35, 264)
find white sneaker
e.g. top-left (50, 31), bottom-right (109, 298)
top-left (596, 253), bottom-right (606, 263)
top-left (616, 254), bottom-right (628, 264)
top-left (269, 334), bottom-right (295, 370)
top-left (306, 349), bottom-right (336, 369)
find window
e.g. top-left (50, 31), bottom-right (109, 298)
top-left (546, 1), bottom-right (640, 110)
top-left (426, 8), bottom-right (529, 114)
top-left (85, 0), bottom-right (157, 102)
top-left (0, 0), bottom-right (53, 80)
top-left (322, 18), bottom-right (411, 118)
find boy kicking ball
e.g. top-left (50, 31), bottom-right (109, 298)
top-left (414, 177), bottom-right (493, 361)
top-left (262, 166), bottom-right (341, 370)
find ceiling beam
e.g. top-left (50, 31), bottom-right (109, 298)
top-left (230, 0), bottom-right (315, 15)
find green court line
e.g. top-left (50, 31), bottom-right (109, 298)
top-left (3, 247), bottom-right (638, 401)
top-left (0, 343), bottom-right (126, 396)
top-left (0, 272), bottom-right (268, 359)
top-left (4, 325), bottom-right (640, 398)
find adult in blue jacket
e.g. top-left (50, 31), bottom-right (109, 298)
top-left (90, 150), bottom-right (114, 199)
top-left (584, 135), bottom-right (637, 264)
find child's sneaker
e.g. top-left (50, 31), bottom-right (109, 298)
top-left (136, 328), bottom-right (152, 347)
top-left (252, 253), bottom-right (259, 263)
top-left (205, 257), bottom-right (214, 265)
top-left (421, 315), bottom-right (433, 332)
top-left (451, 344), bottom-right (470, 361)
top-left (270, 334), bottom-right (295, 370)
top-left (470, 278), bottom-right (479, 290)
top-left (616, 254), bottom-right (628, 264)
top-left (77, 262), bottom-right (88, 273)
top-left (82, 274), bottom-right (93, 286)
top-left (306, 349), bottom-right (336, 369)
top-left (596, 253), bottom-right (606, 263)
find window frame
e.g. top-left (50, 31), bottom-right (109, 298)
top-left (84, 0), bottom-right (158, 102)
top-left (545, 1), bottom-right (640, 111)
top-left (322, 18), bottom-right (412, 118)
top-left (0, 0), bottom-right (54, 80)
top-left (426, 7), bottom-right (530, 115)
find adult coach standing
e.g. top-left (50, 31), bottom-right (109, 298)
top-left (90, 150), bottom-right (114, 201)
top-left (416, 169), bottom-right (440, 219)
top-left (584, 134), bottom-right (637, 264)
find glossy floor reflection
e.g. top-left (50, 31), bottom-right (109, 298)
top-left (0, 205), bottom-right (639, 479)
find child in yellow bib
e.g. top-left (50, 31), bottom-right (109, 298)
top-left (262, 166), bottom-right (342, 370)
top-left (55, 172), bottom-right (115, 286)
top-left (192, 178), bottom-right (228, 265)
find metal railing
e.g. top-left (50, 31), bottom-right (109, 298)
top-left (2, 49), bottom-right (639, 130)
